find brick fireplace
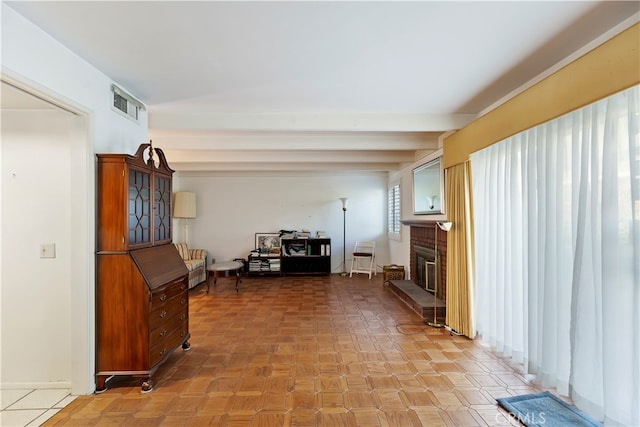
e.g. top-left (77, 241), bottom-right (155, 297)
top-left (403, 221), bottom-right (448, 300)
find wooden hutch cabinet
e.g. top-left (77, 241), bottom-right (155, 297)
top-left (96, 143), bottom-right (190, 393)
top-left (97, 143), bottom-right (173, 251)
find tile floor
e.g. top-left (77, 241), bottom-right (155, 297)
top-left (1, 388), bottom-right (76, 426)
top-left (14, 274), bottom-right (568, 426)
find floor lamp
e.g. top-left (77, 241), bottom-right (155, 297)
top-left (427, 221), bottom-right (452, 328)
top-left (173, 191), bottom-right (197, 246)
top-left (340, 198), bottom-right (348, 276)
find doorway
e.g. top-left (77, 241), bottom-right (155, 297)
top-left (1, 80), bottom-right (92, 395)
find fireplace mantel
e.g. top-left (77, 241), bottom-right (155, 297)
top-left (400, 219), bottom-right (443, 227)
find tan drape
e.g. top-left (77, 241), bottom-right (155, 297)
top-left (445, 162), bottom-right (476, 338)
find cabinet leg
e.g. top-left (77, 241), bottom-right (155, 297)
top-left (141, 378), bottom-right (154, 393)
top-left (95, 375), bottom-right (110, 394)
top-left (182, 341), bottom-right (191, 351)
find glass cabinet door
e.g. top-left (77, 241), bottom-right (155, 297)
top-left (154, 175), bottom-right (171, 243)
top-left (128, 168), bottom-right (152, 246)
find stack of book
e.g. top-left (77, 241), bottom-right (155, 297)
top-left (249, 258), bottom-right (262, 272)
top-left (267, 258), bottom-right (280, 272)
top-left (249, 257), bottom-right (280, 272)
top-left (296, 229), bottom-right (311, 239)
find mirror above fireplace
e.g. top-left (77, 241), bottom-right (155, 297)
top-left (412, 157), bottom-right (444, 215)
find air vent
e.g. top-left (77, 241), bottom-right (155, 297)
top-left (111, 84), bottom-right (145, 121)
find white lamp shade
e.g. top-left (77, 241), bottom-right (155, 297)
top-left (437, 221), bottom-right (452, 232)
top-left (340, 197), bottom-right (349, 209)
top-left (173, 192), bottom-right (197, 218)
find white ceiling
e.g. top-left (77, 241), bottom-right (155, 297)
top-left (4, 1), bottom-right (639, 173)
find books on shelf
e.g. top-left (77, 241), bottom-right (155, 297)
top-left (280, 230), bottom-right (329, 239)
top-left (249, 249), bottom-right (278, 258)
top-left (293, 229), bottom-right (310, 239)
top-left (249, 257), bottom-right (280, 272)
top-left (320, 244), bottom-right (330, 256)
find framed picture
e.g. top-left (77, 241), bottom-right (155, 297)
top-left (413, 157), bottom-right (445, 215)
top-left (255, 233), bottom-right (281, 254)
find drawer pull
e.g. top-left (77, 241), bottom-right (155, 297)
top-left (159, 329), bottom-right (167, 338)
top-left (180, 331), bottom-right (186, 337)
top-left (180, 313), bottom-right (186, 321)
top-left (159, 348), bottom-right (166, 356)
top-left (159, 294), bottom-right (167, 301)
top-left (181, 284), bottom-right (186, 290)
top-left (160, 310), bottom-right (167, 318)
top-left (180, 298), bottom-right (186, 305)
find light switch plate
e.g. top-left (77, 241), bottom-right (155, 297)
top-left (40, 243), bottom-right (56, 258)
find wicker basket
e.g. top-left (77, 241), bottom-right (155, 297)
top-left (382, 264), bottom-right (405, 285)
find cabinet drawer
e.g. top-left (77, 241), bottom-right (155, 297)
top-left (149, 339), bottom-right (170, 367)
top-left (150, 280), bottom-right (187, 308)
top-left (150, 294), bottom-right (187, 325)
top-left (149, 321), bottom-right (189, 367)
top-left (149, 306), bottom-right (188, 346)
top-left (164, 291), bottom-right (188, 312)
top-left (164, 324), bottom-right (189, 354)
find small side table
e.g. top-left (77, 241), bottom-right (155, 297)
top-left (207, 261), bottom-right (244, 293)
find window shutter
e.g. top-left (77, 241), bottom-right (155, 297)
top-left (388, 184), bottom-right (400, 234)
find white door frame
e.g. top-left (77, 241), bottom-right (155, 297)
top-left (1, 72), bottom-right (95, 395)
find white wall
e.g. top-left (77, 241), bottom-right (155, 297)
top-left (174, 172), bottom-right (390, 273)
top-left (1, 3), bottom-right (147, 394)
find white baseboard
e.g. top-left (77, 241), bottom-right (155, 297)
top-left (0, 381), bottom-right (71, 390)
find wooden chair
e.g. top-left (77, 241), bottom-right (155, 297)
top-left (349, 241), bottom-right (376, 279)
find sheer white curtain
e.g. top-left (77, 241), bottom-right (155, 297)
top-left (471, 85), bottom-right (639, 426)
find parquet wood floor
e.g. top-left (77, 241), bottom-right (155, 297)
top-left (43, 274), bottom-right (547, 426)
